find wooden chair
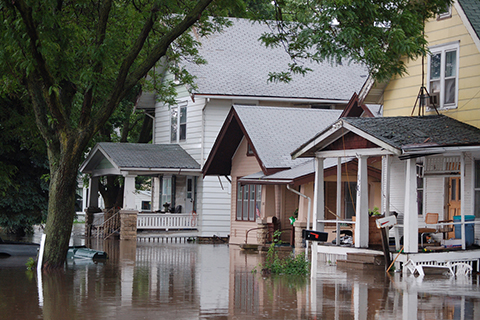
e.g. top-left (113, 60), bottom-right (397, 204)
top-left (418, 213), bottom-right (439, 247)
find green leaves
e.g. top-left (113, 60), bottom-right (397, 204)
top-left (260, 0), bottom-right (453, 82)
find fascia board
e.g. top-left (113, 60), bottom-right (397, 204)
top-left (315, 148), bottom-right (395, 158)
top-left (120, 168), bottom-right (202, 175)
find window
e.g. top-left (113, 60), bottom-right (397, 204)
top-left (141, 201), bottom-right (151, 211)
top-left (171, 102), bottom-right (187, 143)
top-left (236, 183), bottom-right (261, 221)
top-left (437, 5), bottom-right (452, 20)
top-left (161, 175), bottom-right (175, 210)
top-left (344, 182), bottom-right (356, 219)
top-left (416, 163), bottom-right (424, 215)
top-left (247, 143), bottom-right (254, 156)
top-left (428, 42), bottom-right (459, 110)
top-left (475, 160), bottom-right (480, 218)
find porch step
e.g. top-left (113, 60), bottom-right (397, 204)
top-left (347, 252), bottom-right (385, 265)
top-left (337, 252), bottom-right (386, 270)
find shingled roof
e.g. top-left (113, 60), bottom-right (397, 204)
top-left (81, 143), bottom-right (200, 176)
top-left (183, 18), bottom-right (369, 101)
top-left (293, 115), bottom-right (480, 159)
top-left (459, 0), bottom-right (480, 40)
top-left (203, 105), bottom-right (342, 176)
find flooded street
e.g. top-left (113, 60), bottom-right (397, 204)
top-left (2, 226), bottom-right (480, 319)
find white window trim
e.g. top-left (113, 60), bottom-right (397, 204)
top-left (170, 100), bottom-right (188, 143)
top-left (437, 5), bottom-right (452, 20)
top-left (427, 41), bottom-right (460, 111)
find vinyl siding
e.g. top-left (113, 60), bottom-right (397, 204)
top-left (383, 3), bottom-right (480, 128)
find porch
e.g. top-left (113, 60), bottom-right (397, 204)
top-left (291, 116), bottom-right (480, 273)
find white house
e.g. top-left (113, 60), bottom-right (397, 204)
top-left (83, 17), bottom-right (369, 239)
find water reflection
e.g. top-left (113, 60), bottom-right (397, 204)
top-left (1, 233), bottom-right (480, 319)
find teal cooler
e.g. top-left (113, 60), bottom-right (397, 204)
top-left (454, 215), bottom-right (475, 246)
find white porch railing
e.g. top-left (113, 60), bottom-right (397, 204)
top-left (137, 213), bottom-right (197, 230)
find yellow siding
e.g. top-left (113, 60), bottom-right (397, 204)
top-left (383, 4), bottom-right (480, 128)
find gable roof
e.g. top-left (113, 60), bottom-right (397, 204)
top-left (183, 18), bottom-right (369, 101)
top-left (203, 105), bottom-right (342, 176)
top-left (81, 143), bottom-right (200, 177)
top-left (458, 0), bottom-right (480, 40)
top-left (293, 115), bottom-right (480, 159)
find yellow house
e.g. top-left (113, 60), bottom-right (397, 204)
top-left (362, 0), bottom-right (480, 128)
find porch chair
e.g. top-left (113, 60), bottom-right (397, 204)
top-left (418, 213), bottom-right (453, 247)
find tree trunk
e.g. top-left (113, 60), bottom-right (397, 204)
top-left (41, 145), bottom-right (83, 270)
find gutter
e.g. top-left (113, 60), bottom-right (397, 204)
top-left (193, 94), bottom-right (349, 105)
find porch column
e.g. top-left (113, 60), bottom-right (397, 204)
top-left (123, 174), bottom-right (137, 210)
top-left (381, 155), bottom-right (391, 216)
top-left (336, 158), bottom-right (342, 246)
top-left (461, 152), bottom-right (466, 249)
top-left (313, 157), bottom-right (325, 232)
top-left (88, 176), bottom-right (99, 207)
top-left (355, 156), bottom-right (369, 248)
top-left (403, 158), bottom-right (418, 253)
top-left (311, 157), bottom-right (324, 279)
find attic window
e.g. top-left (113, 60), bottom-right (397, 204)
top-left (247, 143), bottom-right (254, 156)
top-left (437, 5), bottom-right (452, 20)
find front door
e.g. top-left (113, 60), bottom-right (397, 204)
top-left (447, 177), bottom-right (461, 238)
top-left (185, 176), bottom-right (195, 214)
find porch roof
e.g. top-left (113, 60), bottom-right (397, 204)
top-left (80, 142), bottom-right (201, 177)
top-left (238, 157), bottom-right (354, 186)
top-left (292, 115), bottom-right (480, 159)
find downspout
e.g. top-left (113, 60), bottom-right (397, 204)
top-left (201, 97), bottom-right (209, 167)
top-left (286, 184), bottom-right (311, 261)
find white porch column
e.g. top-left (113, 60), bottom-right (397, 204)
top-left (381, 155), bottom-right (391, 216)
top-left (355, 156), bottom-right (369, 248)
top-left (311, 157), bottom-right (324, 279)
top-left (404, 158), bottom-right (418, 253)
top-left (336, 158), bottom-right (342, 246)
top-left (313, 157), bottom-right (325, 232)
top-left (123, 174), bottom-right (137, 210)
top-left (152, 176), bottom-right (161, 212)
top-left (88, 176), bottom-right (99, 207)
top-left (461, 152), bottom-right (466, 249)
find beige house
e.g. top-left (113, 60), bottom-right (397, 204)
top-left (204, 102), bottom-right (381, 248)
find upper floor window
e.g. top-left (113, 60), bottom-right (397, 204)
top-left (171, 102), bottom-right (187, 143)
top-left (428, 42), bottom-right (459, 110)
top-left (437, 5), bottom-right (452, 20)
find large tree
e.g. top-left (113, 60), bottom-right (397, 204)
top-left (0, 0), bottom-right (237, 270)
top-left (261, 0), bottom-right (452, 82)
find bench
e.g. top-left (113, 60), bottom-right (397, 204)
top-left (404, 259), bottom-right (472, 277)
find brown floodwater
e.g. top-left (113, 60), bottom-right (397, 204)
top-left (1, 226), bottom-right (480, 319)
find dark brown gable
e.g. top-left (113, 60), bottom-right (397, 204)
top-left (325, 132), bottom-right (379, 151)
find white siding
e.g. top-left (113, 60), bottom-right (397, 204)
top-left (389, 157), bottom-right (406, 215)
top-left (198, 176), bottom-right (231, 237)
top-left (424, 176), bottom-right (445, 219)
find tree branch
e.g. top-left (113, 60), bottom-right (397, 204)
top-left (13, 0), bottom-right (67, 132)
top-left (93, 0), bottom-right (214, 132)
top-left (79, 0), bottom-right (113, 128)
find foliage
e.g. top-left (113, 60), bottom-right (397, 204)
top-left (26, 257), bottom-right (37, 270)
top-left (369, 206), bottom-right (381, 216)
top-left (0, 0), bottom-right (241, 268)
top-left (256, 230), bottom-right (310, 276)
top-left (259, 0), bottom-right (453, 82)
top-left (0, 94), bottom-right (48, 234)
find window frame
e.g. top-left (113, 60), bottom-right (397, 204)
top-left (170, 101), bottom-right (187, 143)
top-left (236, 182), bottom-right (261, 222)
top-left (427, 41), bottom-right (460, 111)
